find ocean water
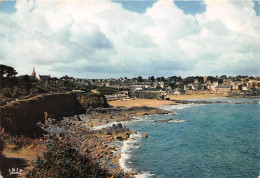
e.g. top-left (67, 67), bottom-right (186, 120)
top-left (122, 98), bottom-right (260, 178)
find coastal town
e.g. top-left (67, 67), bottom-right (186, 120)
top-left (34, 72), bottom-right (260, 96)
top-left (84, 75), bottom-right (260, 100)
top-left (1, 65), bottom-right (259, 105)
top-left (31, 66), bottom-right (260, 100)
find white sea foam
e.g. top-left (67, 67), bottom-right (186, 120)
top-left (91, 119), bottom-right (140, 130)
top-left (162, 104), bottom-right (204, 111)
top-left (91, 122), bottom-right (119, 130)
top-left (91, 115), bottom-right (155, 130)
top-left (168, 119), bottom-right (186, 123)
top-left (119, 133), bottom-right (142, 172)
top-left (134, 172), bottom-right (156, 178)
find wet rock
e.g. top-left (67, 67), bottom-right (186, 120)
top-left (154, 119), bottom-right (173, 123)
top-left (115, 136), bottom-right (123, 140)
top-left (142, 133), bottom-right (148, 138)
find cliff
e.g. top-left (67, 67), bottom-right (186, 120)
top-left (0, 93), bottom-right (108, 137)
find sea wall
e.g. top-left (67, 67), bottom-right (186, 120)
top-left (0, 93), bottom-right (108, 137)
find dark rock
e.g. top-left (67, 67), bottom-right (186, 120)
top-left (154, 119), bottom-right (173, 123)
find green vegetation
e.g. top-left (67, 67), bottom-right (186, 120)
top-left (0, 64), bottom-right (51, 100)
top-left (0, 133), bottom-right (42, 151)
top-left (0, 64), bottom-right (118, 103)
top-left (0, 134), bottom-right (5, 158)
top-left (26, 139), bottom-right (110, 178)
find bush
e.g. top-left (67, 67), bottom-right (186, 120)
top-left (0, 134), bottom-right (5, 157)
top-left (26, 140), bottom-right (110, 178)
top-left (1, 87), bottom-right (12, 98)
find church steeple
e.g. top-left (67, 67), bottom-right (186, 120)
top-left (32, 66), bottom-right (36, 78)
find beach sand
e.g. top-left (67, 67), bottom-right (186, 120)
top-left (109, 99), bottom-right (176, 108)
top-left (109, 94), bottom-right (228, 108)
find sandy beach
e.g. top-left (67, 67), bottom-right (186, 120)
top-left (109, 99), bottom-right (176, 108)
top-left (109, 94), bottom-right (228, 108)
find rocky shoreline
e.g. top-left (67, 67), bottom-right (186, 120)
top-left (0, 105), bottom-right (174, 177)
top-left (35, 106), bottom-right (174, 176)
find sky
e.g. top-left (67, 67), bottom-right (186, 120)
top-left (0, 0), bottom-right (259, 79)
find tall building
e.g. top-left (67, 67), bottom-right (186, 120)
top-left (32, 66), bottom-right (36, 78)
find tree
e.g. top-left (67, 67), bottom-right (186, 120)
top-left (149, 76), bottom-right (155, 82)
top-left (218, 79), bottom-right (223, 84)
top-left (21, 75), bottom-right (32, 93)
top-left (0, 64), bottom-right (18, 88)
top-left (169, 83), bottom-right (177, 89)
top-left (137, 76), bottom-right (143, 82)
top-left (160, 77), bottom-right (165, 81)
top-left (207, 76), bottom-right (218, 83)
top-left (220, 75), bottom-right (227, 79)
top-left (0, 64), bottom-right (17, 78)
top-left (60, 75), bottom-right (74, 81)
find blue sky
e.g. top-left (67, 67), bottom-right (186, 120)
top-left (0, 0), bottom-right (16, 13)
top-left (0, 0), bottom-right (259, 78)
top-left (112, 0), bottom-right (207, 15)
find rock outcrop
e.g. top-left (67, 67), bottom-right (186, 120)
top-left (142, 133), bottom-right (148, 138)
top-left (154, 119), bottom-right (173, 123)
top-left (0, 93), bottom-right (108, 137)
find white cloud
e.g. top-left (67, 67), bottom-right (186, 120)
top-left (0, 0), bottom-right (259, 78)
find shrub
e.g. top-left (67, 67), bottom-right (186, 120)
top-left (0, 134), bottom-right (5, 157)
top-left (26, 140), bottom-right (110, 178)
top-left (1, 87), bottom-right (12, 98)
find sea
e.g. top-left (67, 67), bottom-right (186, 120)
top-left (120, 97), bottom-right (260, 178)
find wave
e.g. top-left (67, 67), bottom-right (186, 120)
top-left (91, 115), bottom-right (156, 130)
top-left (91, 118), bottom-right (143, 130)
top-left (91, 121), bottom-right (119, 130)
top-left (119, 133), bottom-right (159, 177)
top-left (168, 119), bottom-right (186, 123)
top-left (134, 172), bottom-right (156, 178)
top-left (119, 133), bottom-right (143, 172)
top-left (162, 104), bottom-right (204, 111)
